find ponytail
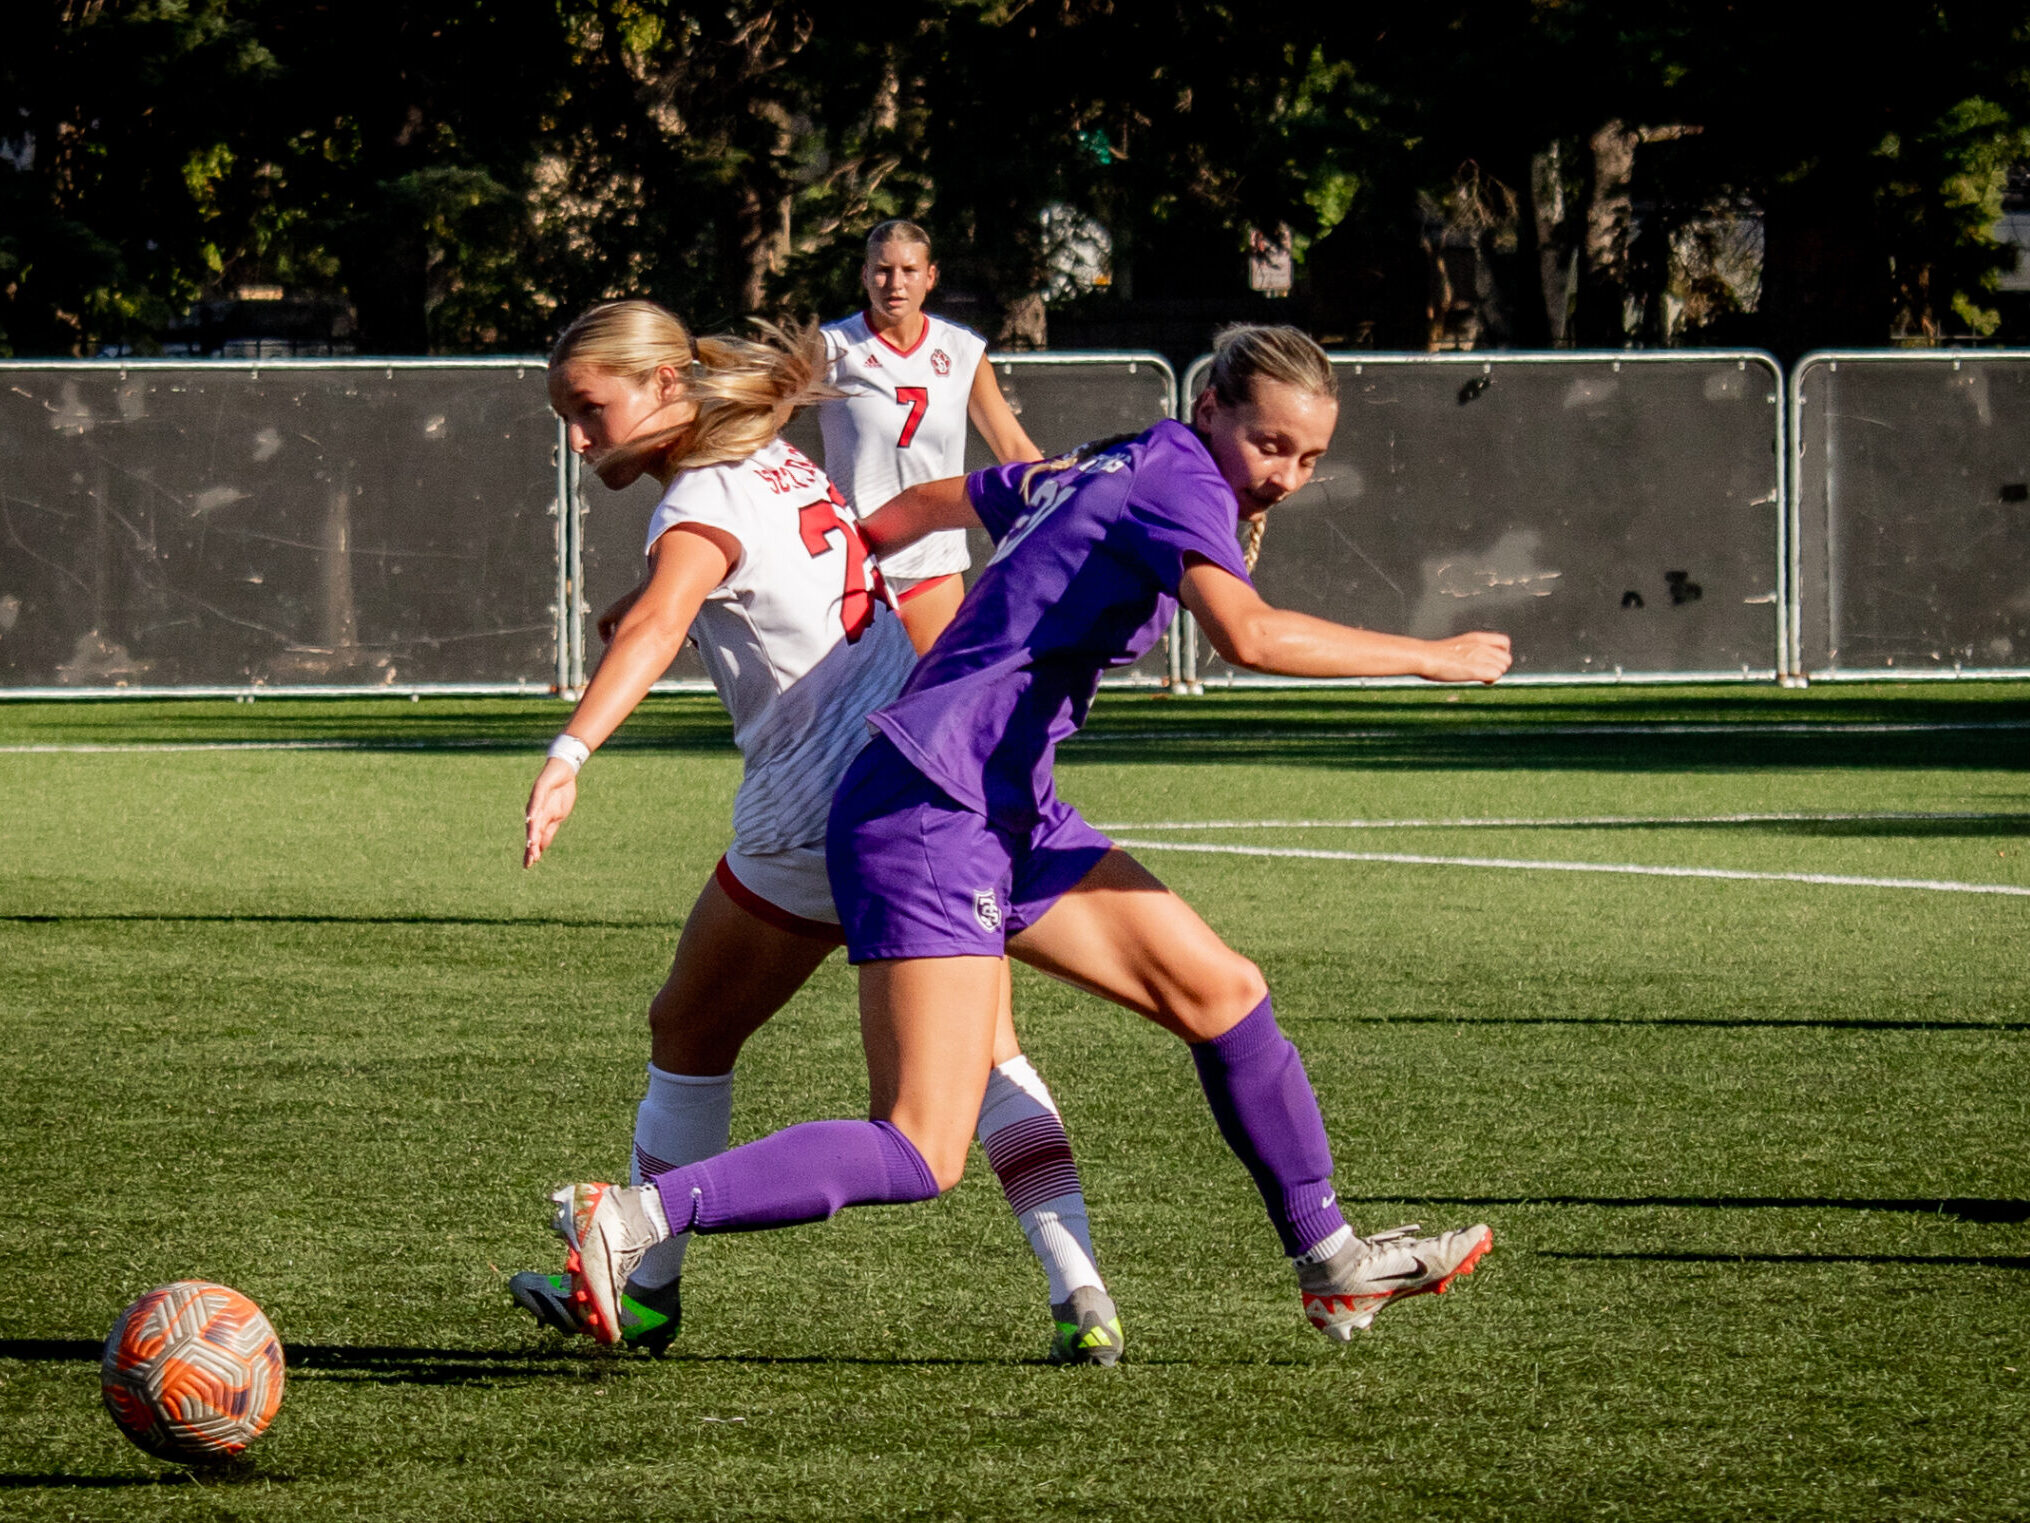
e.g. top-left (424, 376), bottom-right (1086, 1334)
top-left (549, 300), bottom-right (838, 486)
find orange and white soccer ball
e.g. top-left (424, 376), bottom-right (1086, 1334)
top-left (101, 1281), bottom-right (285, 1462)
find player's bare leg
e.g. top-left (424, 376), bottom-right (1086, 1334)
top-left (1008, 850), bottom-right (1265, 1041)
top-left (895, 573), bottom-right (965, 654)
top-left (650, 873), bottom-right (835, 1075)
top-left (860, 955), bottom-right (1002, 1189)
top-left (1010, 849), bottom-right (1491, 1339)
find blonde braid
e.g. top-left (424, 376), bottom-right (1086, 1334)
top-left (1243, 516), bottom-right (1266, 573)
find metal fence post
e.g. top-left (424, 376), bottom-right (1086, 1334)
top-left (553, 417), bottom-right (572, 696)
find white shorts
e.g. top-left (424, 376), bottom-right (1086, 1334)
top-left (718, 842), bottom-right (843, 941)
top-left (877, 527), bottom-right (971, 583)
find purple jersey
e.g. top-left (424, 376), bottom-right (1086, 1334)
top-left (867, 419), bottom-right (1253, 828)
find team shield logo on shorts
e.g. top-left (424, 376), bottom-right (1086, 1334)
top-left (973, 889), bottom-right (1002, 932)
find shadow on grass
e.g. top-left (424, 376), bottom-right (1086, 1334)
top-left (0, 1338), bottom-right (1026, 1384)
top-left (1341, 1196), bottom-right (2030, 1224)
top-left (10, 689), bottom-right (2029, 774)
top-left (1544, 1249), bottom-right (2030, 1269)
top-left (0, 1452), bottom-right (282, 1490)
top-left (0, 1473), bottom-right (276, 1490)
top-left (0, 1339), bottom-right (589, 1388)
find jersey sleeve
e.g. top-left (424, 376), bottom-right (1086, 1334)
top-left (644, 467), bottom-right (748, 573)
top-left (948, 321), bottom-right (990, 378)
top-left (1120, 437), bottom-right (1253, 596)
top-left (966, 461), bottom-right (1032, 542)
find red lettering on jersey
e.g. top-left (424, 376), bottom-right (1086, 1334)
top-left (796, 482), bottom-right (881, 642)
top-left (931, 349), bottom-right (951, 376)
top-left (753, 451), bottom-right (822, 497)
top-left (895, 386), bottom-right (929, 449)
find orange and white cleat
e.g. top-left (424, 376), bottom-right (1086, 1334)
top-left (1298, 1223), bottom-right (1492, 1340)
top-left (547, 1182), bottom-right (667, 1345)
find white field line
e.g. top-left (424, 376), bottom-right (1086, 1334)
top-left (1071, 719), bottom-right (2030, 743)
top-left (1110, 838), bottom-right (2030, 898)
top-left (1095, 810), bottom-right (2025, 832)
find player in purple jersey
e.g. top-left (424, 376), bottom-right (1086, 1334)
top-left (509, 300), bottom-right (1120, 1366)
top-left (548, 325), bottom-right (1512, 1347)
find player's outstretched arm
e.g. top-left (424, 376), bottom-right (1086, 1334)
top-left (525, 523), bottom-right (737, 868)
top-left (1180, 556), bottom-right (1512, 683)
top-left (859, 476), bottom-right (980, 558)
top-left (967, 356), bottom-right (1043, 465)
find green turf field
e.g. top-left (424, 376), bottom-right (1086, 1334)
top-left (2, 685), bottom-right (2025, 1520)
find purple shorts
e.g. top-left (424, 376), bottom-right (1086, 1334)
top-left (826, 735), bottom-right (1114, 964)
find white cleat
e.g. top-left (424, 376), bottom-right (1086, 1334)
top-left (1298, 1223), bottom-right (1493, 1341)
top-left (547, 1183), bottom-right (665, 1346)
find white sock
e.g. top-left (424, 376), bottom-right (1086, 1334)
top-left (976, 1056), bottom-right (1104, 1304)
top-left (1292, 1225), bottom-right (1354, 1268)
top-left (627, 1065), bottom-right (733, 1289)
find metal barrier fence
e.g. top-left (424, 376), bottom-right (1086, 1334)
top-left (0, 360), bottom-right (565, 695)
top-left (7, 348), bottom-right (2029, 697)
top-left (1790, 351), bottom-right (2030, 679)
top-left (1175, 351), bottom-right (1787, 685)
top-left (572, 353), bottom-right (1177, 690)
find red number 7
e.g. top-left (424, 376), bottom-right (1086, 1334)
top-left (895, 386), bottom-right (929, 448)
top-left (797, 483), bottom-right (879, 642)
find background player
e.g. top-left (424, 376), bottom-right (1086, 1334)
top-left (817, 223), bottom-right (1114, 1346)
top-left (513, 300), bottom-right (1122, 1365)
top-left (547, 325), bottom-right (1513, 1350)
top-left (820, 220), bottom-right (1041, 652)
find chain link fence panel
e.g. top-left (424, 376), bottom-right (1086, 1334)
top-left (0, 361), bottom-right (564, 693)
top-left (1791, 352), bottom-right (2030, 678)
top-left (1176, 351), bottom-right (1785, 685)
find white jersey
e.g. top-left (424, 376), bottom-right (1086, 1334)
top-left (643, 438), bottom-right (914, 856)
top-left (819, 311), bottom-right (989, 582)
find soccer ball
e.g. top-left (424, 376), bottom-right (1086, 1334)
top-left (101, 1281), bottom-right (285, 1462)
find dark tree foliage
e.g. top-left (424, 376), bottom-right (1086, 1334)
top-left (5, 0), bottom-right (2027, 357)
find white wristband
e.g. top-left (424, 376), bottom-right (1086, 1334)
top-left (547, 734), bottom-right (592, 774)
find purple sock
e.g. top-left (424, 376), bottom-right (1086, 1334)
top-left (646, 1119), bottom-right (938, 1236)
top-left (1190, 996), bottom-right (1349, 1257)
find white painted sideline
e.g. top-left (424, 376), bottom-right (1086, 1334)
top-left (1071, 719), bottom-right (2030, 743)
top-left (1097, 810), bottom-right (2024, 832)
top-left (1111, 837), bottom-right (2030, 898)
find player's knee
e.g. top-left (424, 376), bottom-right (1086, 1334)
top-left (884, 1119), bottom-right (969, 1193)
top-left (646, 984), bottom-right (686, 1039)
top-left (1171, 952), bottom-right (1268, 1039)
top-left (647, 984), bottom-right (747, 1073)
top-left (920, 1139), bottom-right (970, 1194)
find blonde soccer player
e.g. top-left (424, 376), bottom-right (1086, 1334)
top-left (819, 219), bottom-right (1041, 652)
top-left (547, 325), bottom-right (1512, 1350)
top-left (511, 300), bottom-right (1121, 1365)
top-left (814, 221), bottom-right (1125, 1348)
